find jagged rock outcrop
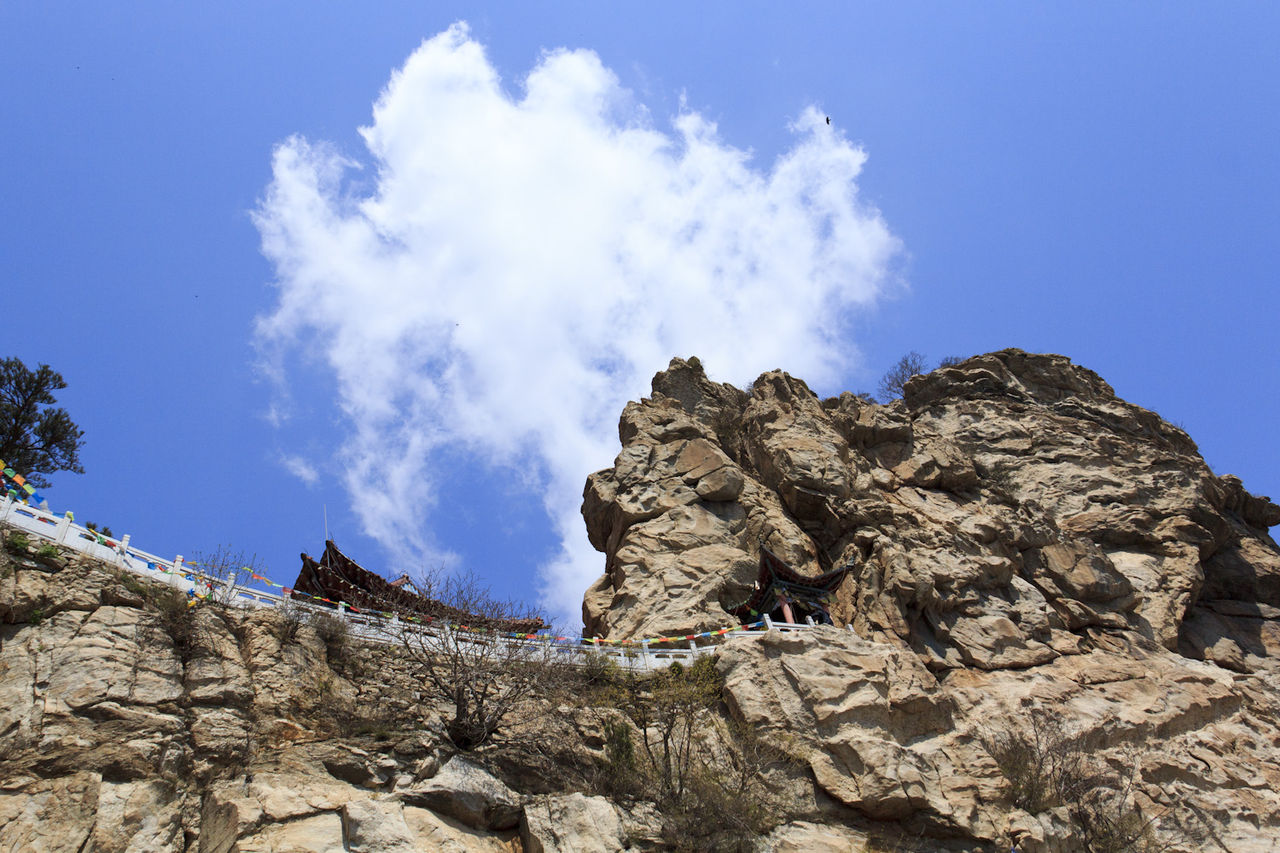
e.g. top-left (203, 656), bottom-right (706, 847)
top-left (583, 350), bottom-right (1280, 850)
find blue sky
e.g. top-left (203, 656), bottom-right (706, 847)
top-left (3, 3), bottom-right (1277, 629)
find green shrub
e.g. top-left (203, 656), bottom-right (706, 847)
top-left (121, 574), bottom-right (149, 597)
top-left (576, 651), bottom-right (625, 697)
top-left (36, 543), bottom-right (58, 558)
top-left (598, 715), bottom-right (643, 797)
top-left (5, 532), bottom-right (31, 554)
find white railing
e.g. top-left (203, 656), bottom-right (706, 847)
top-left (1, 494), bottom-right (827, 671)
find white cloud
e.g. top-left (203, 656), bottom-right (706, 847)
top-left (254, 22), bottom-right (901, 627)
top-left (279, 454), bottom-right (319, 486)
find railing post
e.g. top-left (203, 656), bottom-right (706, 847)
top-left (0, 494), bottom-right (9, 525)
top-left (54, 513), bottom-right (72, 544)
top-left (171, 556), bottom-right (184, 588)
top-left (805, 615), bottom-right (816, 627)
top-left (117, 534), bottom-right (130, 567)
top-left (642, 639), bottom-right (651, 670)
top-left (764, 614), bottom-right (775, 632)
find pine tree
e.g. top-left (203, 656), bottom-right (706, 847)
top-left (0, 357), bottom-right (85, 489)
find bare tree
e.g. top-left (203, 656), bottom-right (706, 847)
top-left (396, 568), bottom-right (560, 750)
top-left (190, 544), bottom-right (265, 605)
top-left (595, 657), bottom-right (792, 849)
top-left (980, 708), bottom-right (1181, 851)
top-left (878, 351), bottom-right (930, 400)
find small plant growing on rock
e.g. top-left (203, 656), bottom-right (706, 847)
top-left (310, 610), bottom-right (351, 668)
top-left (152, 589), bottom-right (198, 659)
top-left (5, 532), bottom-right (31, 554)
top-left (121, 574), bottom-right (149, 597)
top-left (980, 709), bottom-right (1173, 852)
top-left (707, 405), bottom-right (750, 465)
top-left (576, 650), bottom-right (625, 697)
top-left (601, 715), bottom-right (639, 790)
top-left (592, 656), bottom-right (790, 851)
top-left (271, 597), bottom-right (307, 644)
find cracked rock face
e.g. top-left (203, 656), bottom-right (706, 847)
top-left (583, 350), bottom-right (1280, 849)
top-left (0, 540), bottom-right (540, 853)
top-left (0, 533), bottom-right (665, 853)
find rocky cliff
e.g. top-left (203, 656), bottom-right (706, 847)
top-left (582, 350), bottom-right (1280, 850)
top-left (0, 541), bottom-right (627, 852)
top-left (3, 349), bottom-right (1279, 852)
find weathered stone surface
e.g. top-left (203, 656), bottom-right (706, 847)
top-left (93, 779), bottom-right (185, 853)
top-left (756, 820), bottom-right (868, 852)
top-left (342, 798), bottom-right (418, 852)
top-left (581, 352), bottom-right (1280, 849)
top-left (0, 772), bottom-right (100, 853)
top-left (4, 348), bottom-right (1280, 852)
top-left (237, 812), bottom-right (346, 852)
top-left (44, 605), bottom-right (183, 710)
top-left (402, 805), bottom-right (521, 852)
top-left (520, 792), bottom-right (627, 853)
top-left (402, 756), bottom-right (521, 831)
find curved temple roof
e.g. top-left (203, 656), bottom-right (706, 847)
top-left (727, 547), bottom-right (850, 621)
top-left (292, 540), bottom-right (546, 634)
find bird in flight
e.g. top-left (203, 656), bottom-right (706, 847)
top-left (826, 116), bottom-right (831, 125)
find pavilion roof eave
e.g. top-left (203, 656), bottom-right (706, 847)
top-left (726, 547), bottom-right (852, 619)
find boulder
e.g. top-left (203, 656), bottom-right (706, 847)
top-left (342, 798), bottom-right (417, 852)
top-left (402, 756), bottom-right (521, 831)
top-left (519, 793), bottom-right (628, 853)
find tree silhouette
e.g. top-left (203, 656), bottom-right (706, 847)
top-left (877, 351), bottom-right (930, 401)
top-left (0, 357), bottom-right (85, 489)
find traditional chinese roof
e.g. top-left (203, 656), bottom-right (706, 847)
top-left (291, 540), bottom-right (546, 634)
top-left (726, 547), bottom-right (851, 620)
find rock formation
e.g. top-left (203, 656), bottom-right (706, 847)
top-left (2, 348), bottom-right (1279, 851)
top-left (0, 539), bottom-right (631, 852)
top-left (583, 350), bottom-right (1280, 850)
